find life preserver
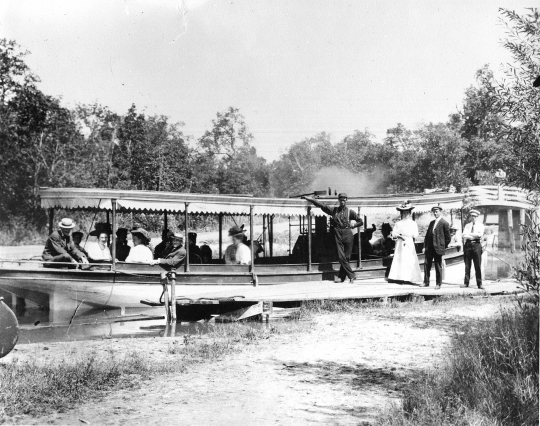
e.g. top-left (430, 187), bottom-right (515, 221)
top-left (0, 297), bottom-right (19, 358)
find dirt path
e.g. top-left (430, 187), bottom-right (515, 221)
top-left (11, 299), bottom-right (504, 425)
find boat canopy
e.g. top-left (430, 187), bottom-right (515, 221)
top-left (40, 187), bottom-right (465, 216)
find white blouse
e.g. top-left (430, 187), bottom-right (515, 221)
top-left (125, 245), bottom-right (153, 263)
top-left (86, 242), bottom-right (112, 261)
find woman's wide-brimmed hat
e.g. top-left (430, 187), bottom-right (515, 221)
top-left (89, 222), bottom-right (112, 237)
top-left (131, 227), bottom-right (150, 241)
top-left (58, 218), bottom-right (76, 229)
top-left (228, 225), bottom-right (246, 237)
top-left (396, 200), bottom-right (414, 211)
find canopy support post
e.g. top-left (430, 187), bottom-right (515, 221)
top-left (184, 203), bottom-right (190, 272)
top-left (358, 207), bottom-right (361, 268)
top-left (307, 207), bottom-right (312, 271)
top-left (48, 209), bottom-right (54, 235)
top-left (262, 215), bottom-right (267, 258)
top-left (250, 205), bottom-right (256, 286)
top-left (288, 216), bottom-right (291, 257)
top-left (164, 211), bottom-right (168, 231)
top-left (218, 213), bottom-right (223, 260)
top-left (269, 215), bottom-right (274, 258)
top-left (111, 199), bottom-right (117, 271)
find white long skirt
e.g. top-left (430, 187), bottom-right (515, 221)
top-left (388, 237), bottom-right (422, 283)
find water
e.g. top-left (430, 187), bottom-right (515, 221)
top-left (0, 292), bottom-right (226, 345)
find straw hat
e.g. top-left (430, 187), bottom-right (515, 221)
top-left (431, 204), bottom-right (443, 212)
top-left (469, 209), bottom-right (480, 217)
top-left (171, 233), bottom-right (184, 242)
top-left (58, 218), bottom-right (75, 229)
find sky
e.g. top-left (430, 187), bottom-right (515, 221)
top-left (0, 0), bottom-right (531, 161)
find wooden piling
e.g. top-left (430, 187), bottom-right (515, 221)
top-left (170, 272), bottom-right (177, 322)
top-left (162, 279), bottom-right (171, 323)
top-left (507, 209), bottom-right (515, 253)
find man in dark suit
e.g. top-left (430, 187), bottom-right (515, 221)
top-left (422, 204), bottom-right (451, 289)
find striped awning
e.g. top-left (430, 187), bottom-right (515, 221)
top-left (40, 187), bottom-right (466, 216)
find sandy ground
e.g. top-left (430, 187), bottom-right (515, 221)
top-left (4, 298), bottom-right (507, 426)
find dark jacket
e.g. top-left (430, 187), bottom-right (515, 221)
top-left (158, 245), bottom-right (187, 270)
top-left (424, 218), bottom-right (451, 255)
top-left (42, 230), bottom-right (86, 261)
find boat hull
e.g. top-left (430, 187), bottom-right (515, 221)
top-left (0, 249), bottom-right (463, 309)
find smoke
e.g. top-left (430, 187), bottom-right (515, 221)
top-left (310, 166), bottom-right (388, 196)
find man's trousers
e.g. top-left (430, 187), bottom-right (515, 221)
top-left (464, 242), bottom-right (482, 287)
top-left (424, 249), bottom-right (443, 286)
top-left (332, 228), bottom-right (355, 281)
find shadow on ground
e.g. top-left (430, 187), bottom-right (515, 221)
top-left (281, 360), bottom-right (415, 425)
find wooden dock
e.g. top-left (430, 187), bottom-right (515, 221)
top-left (142, 264), bottom-right (523, 322)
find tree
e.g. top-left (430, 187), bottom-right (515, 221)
top-left (495, 8), bottom-right (540, 193)
top-left (194, 107), bottom-right (270, 196)
top-left (455, 66), bottom-right (506, 184)
top-left (270, 132), bottom-right (334, 197)
top-left (0, 39), bottom-right (85, 224)
top-left (492, 8), bottom-right (540, 301)
top-left (385, 123), bottom-right (469, 193)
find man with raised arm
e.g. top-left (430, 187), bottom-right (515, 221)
top-left (303, 193), bottom-right (363, 283)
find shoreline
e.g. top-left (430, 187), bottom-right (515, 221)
top-left (1, 296), bottom-right (513, 425)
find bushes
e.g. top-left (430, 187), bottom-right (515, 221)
top-left (377, 303), bottom-right (539, 426)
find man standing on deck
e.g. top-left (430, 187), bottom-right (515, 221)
top-left (42, 218), bottom-right (89, 267)
top-left (422, 204), bottom-right (451, 289)
top-left (461, 209), bottom-right (485, 289)
top-left (304, 193), bottom-right (363, 283)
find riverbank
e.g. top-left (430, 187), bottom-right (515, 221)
top-left (1, 295), bottom-right (519, 425)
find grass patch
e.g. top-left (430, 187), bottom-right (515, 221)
top-left (376, 303), bottom-right (539, 426)
top-left (0, 322), bottom-right (289, 421)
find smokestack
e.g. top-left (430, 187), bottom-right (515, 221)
top-left (334, 190), bottom-right (337, 196)
top-left (328, 187), bottom-right (331, 195)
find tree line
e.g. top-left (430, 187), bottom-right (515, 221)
top-left (0, 8), bottom-right (538, 233)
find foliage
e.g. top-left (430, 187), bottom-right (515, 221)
top-left (376, 303), bottom-right (539, 426)
top-left (270, 132), bottom-right (334, 197)
top-left (193, 107), bottom-right (270, 196)
top-left (385, 123), bottom-right (470, 193)
top-left (491, 8), bottom-right (540, 301)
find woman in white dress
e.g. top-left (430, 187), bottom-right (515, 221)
top-left (388, 201), bottom-right (422, 283)
top-left (86, 231), bottom-right (112, 263)
top-left (125, 228), bottom-right (153, 263)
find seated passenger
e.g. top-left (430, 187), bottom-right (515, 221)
top-left (188, 232), bottom-right (203, 263)
top-left (115, 228), bottom-right (131, 261)
top-left (125, 228), bottom-right (153, 263)
top-left (448, 223), bottom-right (463, 251)
top-left (87, 231), bottom-right (112, 262)
top-left (200, 241), bottom-right (212, 263)
top-left (72, 231), bottom-right (88, 258)
top-left (154, 229), bottom-right (173, 260)
top-left (372, 223), bottom-right (395, 257)
top-left (150, 233), bottom-right (186, 277)
top-left (42, 218), bottom-right (89, 267)
top-left (224, 225), bottom-right (251, 265)
top-left (360, 224), bottom-right (376, 258)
